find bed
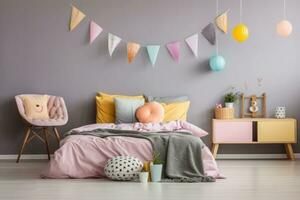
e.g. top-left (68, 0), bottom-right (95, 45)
top-left (41, 120), bottom-right (221, 179)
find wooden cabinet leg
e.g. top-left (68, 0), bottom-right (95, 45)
top-left (211, 144), bottom-right (219, 159)
top-left (284, 144), bottom-right (295, 161)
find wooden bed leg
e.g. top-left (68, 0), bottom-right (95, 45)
top-left (284, 144), bottom-right (295, 161)
top-left (211, 144), bottom-right (219, 159)
top-left (16, 127), bottom-right (31, 163)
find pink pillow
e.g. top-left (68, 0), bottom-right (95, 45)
top-left (136, 102), bottom-right (164, 123)
top-left (180, 120), bottom-right (209, 137)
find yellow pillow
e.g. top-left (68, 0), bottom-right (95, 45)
top-left (22, 95), bottom-right (49, 120)
top-left (96, 92), bottom-right (144, 123)
top-left (161, 101), bottom-right (190, 122)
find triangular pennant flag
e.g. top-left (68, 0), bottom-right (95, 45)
top-left (185, 34), bottom-right (198, 57)
top-left (146, 45), bottom-right (160, 66)
top-left (166, 41), bottom-right (180, 62)
top-left (201, 23), bottom-right (216, 45)
top-left (215, 10), bottom-right (228, 33)
top-left (89, 21), bottom-right (103, 44)
top-left (108, 33), bottom-right (121, 56)
top-left (127, 42), bottom-right (140, 63)
top-left (69, 6), bottom-right (86, 31)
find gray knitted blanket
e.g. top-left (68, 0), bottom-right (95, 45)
top-left (65, 128), bottom-right (215, 182)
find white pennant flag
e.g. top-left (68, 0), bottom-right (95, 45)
top-left (185, 34), bottom-right (198, 57)
top-left (108, 33), bottom-right (121, 56)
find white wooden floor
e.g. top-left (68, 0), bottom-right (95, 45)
top-left (0, 160), bottom-right (300, 200)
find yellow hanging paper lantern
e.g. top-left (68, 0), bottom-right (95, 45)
top-left (232, 23), bottom-right (249, 42)
top-left (276, 20), bottom-right (293, 37)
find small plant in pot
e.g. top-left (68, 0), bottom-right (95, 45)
top-left (150, 152), bottom-right (164, 182)
top-left (224, 92), bottom-right (238, 108)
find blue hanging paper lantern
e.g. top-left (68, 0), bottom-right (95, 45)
top-left (209, 55), bottom-right (226, 71)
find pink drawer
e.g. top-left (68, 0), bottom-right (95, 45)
top-left (213, 121), bottom-right (253, 143)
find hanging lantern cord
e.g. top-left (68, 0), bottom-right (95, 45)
top-left (216, 0), bottom-right (219, 55)
top-left (283, 0), bottom-right (286, 19)
top-left (240, 0), bottom-right (243, 23)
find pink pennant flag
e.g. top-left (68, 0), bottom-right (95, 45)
top-left (185, 34), bottom-right (198, 57)
top-left (166, 41), bottom-right (180, 62)
top-left (89, 21), bottom-right (103, 44)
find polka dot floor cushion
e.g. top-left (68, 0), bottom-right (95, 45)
top-left (104, 156), bottom-right (143, 181)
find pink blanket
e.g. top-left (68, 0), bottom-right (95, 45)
top-left (41, 121), bottom-right (221, 179)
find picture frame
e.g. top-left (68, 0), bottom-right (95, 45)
top-left (240, 93), bottom-right (266, 118)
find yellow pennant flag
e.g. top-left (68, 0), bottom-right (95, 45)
top-left (215, 11), bottom-right (228, 34)
top-left (70, 6), bottom-right (86, 31)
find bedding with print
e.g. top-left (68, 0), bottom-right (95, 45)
top-left (41, 121), bottom-right (222, 180)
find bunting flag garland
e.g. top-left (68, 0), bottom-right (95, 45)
top-left (68, 4), bottom-right (232, 65)
top-left (90, 21), bottom-right (103, 44)
top-left (185, 34), bottom-right (198, 57)
top-left (166, 42), bottom-right (180, 62)
top-left (69, 6), bottom-right (86, 31)
top-left (127, 42), bottom-right (141, 63)
top-left (215, 11), bottom-right (228, 33)
top-left (201, 23), bottom-right (216, 45)
top-left (146, 45), bottom-right (160, 66)
top-left (108, 33), bottom-right (121, 56)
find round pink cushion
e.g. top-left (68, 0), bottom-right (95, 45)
top-left (136, 102), bottom-right (164, 123)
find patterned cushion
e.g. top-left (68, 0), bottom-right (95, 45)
top-left (104, 156), bottom-right (143, 181)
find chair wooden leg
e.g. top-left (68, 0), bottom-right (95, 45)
top-left (53, 127), bottom-right (61, 145)
top-left (16, 127), bottom-right (31, 163)
top-left (43, 128), bottom-right (51, 160)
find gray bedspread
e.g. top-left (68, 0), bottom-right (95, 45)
top-left (65, 128), bottom-right (215, 182)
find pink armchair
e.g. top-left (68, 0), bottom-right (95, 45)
top-left (15, 94), bottom-right (68, 163)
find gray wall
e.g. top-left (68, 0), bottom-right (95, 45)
top-left (0, 0), bottom-right (300, 155)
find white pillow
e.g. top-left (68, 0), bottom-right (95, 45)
top-left (104, 156), bottom-right (143, 181)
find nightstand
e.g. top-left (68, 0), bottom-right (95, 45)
top-left (211, 118), bottom-right (297, 160)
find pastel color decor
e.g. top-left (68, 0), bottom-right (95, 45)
top-left (150, 164), bottom-right (162, 182)
top-left (108, 33), bottom-right (121, 56)
top-left (185, 34), bottom-right (198, 57)
top-left (212, 118), bottom-right (297, 160)
top-left (232, 24), bottom-right (249, 42)
top-left (89, 21), bottom-right (103, 44)
top-left (114, 98), bottom-right (145, 123)
top-left (201, 23), bottom-right (216, 45)
top-left (136, 102), bottom-right (164, 123)
top-left (21, 95), bottom-right (50, 120)
top-left (213, 121), bottom-right (253, 143)
top-left (209, 55), bottom-right (226, 71)
top-left (277, 0), bottom-right (293, 37)
top-left (127, 42), bottom-right (141, 63)
top-left (166, 41), bottom-right (180, 62)
top-left (161, 101), bottom-right (190, 122)
top-left (277, 20), bottom-right (293, 37)
top-left (215, 10), bottom-right (228, 34)
top-left (95, 92), bottom-right (144, 123)
top-left (69, 6), bottom-right (86, 31)
top-left (146, 45), bottom-right (160, 66)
